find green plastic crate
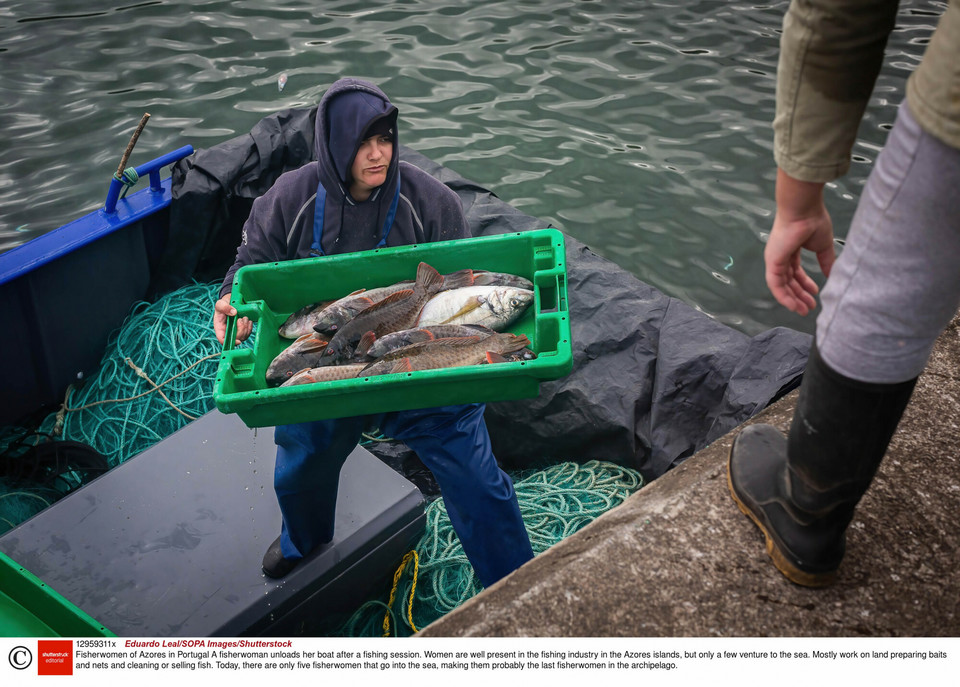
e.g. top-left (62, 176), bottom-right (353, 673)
top-left (214, 229), bottom-right (572, 427)
top-left (0, 551), bottom-right (114, 637)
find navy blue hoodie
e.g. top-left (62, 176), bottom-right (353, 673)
top-left (220, 78), bottom-right (469, 297)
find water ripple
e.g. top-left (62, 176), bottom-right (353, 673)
top-left (0, 0), bottom-right (943, 335)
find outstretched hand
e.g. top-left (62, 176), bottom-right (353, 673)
top-left (765, 168), bottom-right (837, 316)
top-left (213, 292), bottom-right (253, 346)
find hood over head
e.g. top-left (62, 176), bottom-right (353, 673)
top-left (316, 78), bottom-right (399, 201)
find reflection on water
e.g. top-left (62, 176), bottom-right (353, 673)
top-left (0, 0), bottom-right (942, 335)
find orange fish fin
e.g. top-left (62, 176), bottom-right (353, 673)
top-left (359, 288), bottom-right (415, 313)
top-left (416, 262), bottom-right (445, 291)
top-left (390, 358), bottom-right (414, 374)
top-left (352, 296), bottom-right (375, 308)
top-left (435, 297), bottom-right (484, 324)
top-left (355, 330), bottom-right (377, 356)
top-left (293, 333), bottom-right (329, 352)
top-left (485, 352), bottom-right (510, 364)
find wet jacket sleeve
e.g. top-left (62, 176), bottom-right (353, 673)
top-left (773, 0), bottom-right (899, 182)
top-left (219, 189), bottom-right (290, 298)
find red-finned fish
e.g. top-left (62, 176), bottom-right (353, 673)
top-left (278, 298), bottom-right (345, 339)
top-left (355, 323), bottom-right (495, 360)
top-left (308, 284), bottom-right (411, 337)
top-left (318, 262), bottom-right (472, 365)
top-left (417, 285), bottom-right (534, 330)
top-left (360, 333), bottom-right (531, 376)
top-left (279, 364), bottom-right (367, 387)
top-left (309, 268), bottom-right (476, 336)
top-left (265, 332), bottom-right (331, 387)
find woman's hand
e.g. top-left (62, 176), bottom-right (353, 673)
top-left (213, 292), bottom-right (253, 345)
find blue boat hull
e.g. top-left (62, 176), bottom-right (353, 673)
top-left (0, 148), bottom-right (192, 427)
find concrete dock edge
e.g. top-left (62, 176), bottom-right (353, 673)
top-left (420, 317), bottom-right (960, 637)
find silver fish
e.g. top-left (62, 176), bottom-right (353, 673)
top-left (278, 299), bottom-right (342, 339)
top-left (319, 262), bottom-right (469, 366)
top-left (417, 285), bottom-right (534, 331)
top-left (308, 268), bottom-right (476, 336)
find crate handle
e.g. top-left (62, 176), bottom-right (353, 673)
top-left (222, 314), bottom-right (237, 352)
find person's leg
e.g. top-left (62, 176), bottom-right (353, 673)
top-left (381, 403), bottom-right (533, 587)
top-left (728, 101), bottom-right (960, 586)
top-left (729, 345), bottom-right (916, 586)
top-left (816, 101), bottom-right (960, 384)
top-left (266, 417), bottom-right (365, 577)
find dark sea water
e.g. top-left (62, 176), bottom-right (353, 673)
top-left (0, 0), bottom-right (944, 335)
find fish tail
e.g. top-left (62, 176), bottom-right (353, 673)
top-left (503, 334), bottom-right (531, 354)
top-left (416, 262), bottom-right (445, 293)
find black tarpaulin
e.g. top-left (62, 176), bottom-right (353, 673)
top-left (156, 107), bottom-right (810, 483)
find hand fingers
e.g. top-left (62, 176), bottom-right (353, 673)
top-left (767, 263), bottom-right (817, 316)
top-left (225, 317), bottom-right (253, 346)
top-left (214, 297), bottom-right (236, 317)
top-left (237, 317), bottom-right (253, 342)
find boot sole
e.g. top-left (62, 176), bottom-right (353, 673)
top-left (727, 437), bottom-right (836, 588)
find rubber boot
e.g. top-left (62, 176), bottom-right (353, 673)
top-left (727, 344), bottom-right (916, 587)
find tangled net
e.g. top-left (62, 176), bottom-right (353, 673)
top-left (0, 282), bottom-right (645, 637)
top-left (336, 460), bottom-right (643, 637)
top-left (0, 282), bottom-right (244, 531)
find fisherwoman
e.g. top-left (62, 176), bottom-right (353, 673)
top-left (213, 77), bottom-right (534, 584)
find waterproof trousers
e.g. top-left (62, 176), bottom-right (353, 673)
top-left (272, 403), bottom-right (534, 587)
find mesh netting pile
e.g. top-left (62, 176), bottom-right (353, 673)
top-left (0, 282), bottom-right (644, 635)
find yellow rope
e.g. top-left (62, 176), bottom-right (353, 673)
top-left (382, 550), bottom-right (420, 636)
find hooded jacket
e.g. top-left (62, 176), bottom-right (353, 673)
top-left (220, 78), bottom-right (469, 297)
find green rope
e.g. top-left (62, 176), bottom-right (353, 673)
top-left (35, 282), bottom-right (233, 467)
top-left (0, 282), bottom-right (253, 533)
top-left (0, 282), bottom-right (644, 639)
top-left (115, 166), bottom-right (139, 199)
top-left (333, 460), bottom-right (643, 637)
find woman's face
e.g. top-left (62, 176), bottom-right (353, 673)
top-left (350, 134), bottom-right (393, 201)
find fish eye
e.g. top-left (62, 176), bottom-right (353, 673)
top-left (510, 298), bottom-right (519, 307)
